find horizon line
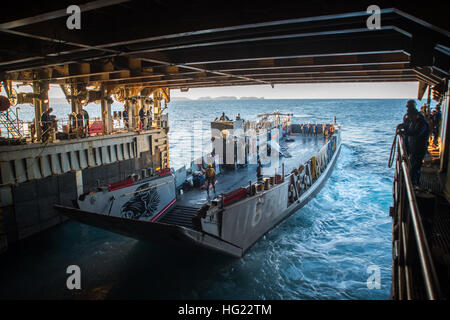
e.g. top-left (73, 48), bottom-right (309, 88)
top-left (169, 97), bottom-right (417, 100)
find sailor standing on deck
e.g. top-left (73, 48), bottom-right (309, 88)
top-left (40, 108), bottom-right (53, 142)
top-left (402, 100), bottom-right (427, 153)
top-left (257, 159), bottom-right (263, 182)
top-left (219, 112), bottom-right (230, 121)
top-left (205, 164), bottom-right (216, 197)
top-left (402, 100), bottom-right (422, 127)
top-left (123, 105), bottom-right (129, 129)
top-left (139, 106), bottom-right (146, 130)
top-left (323, 124), bottom-right (328, 140)
top-left (432, 105), bottom-right (442, 147)
top-left (81, 108), bottom-right (89, 136)
top-left (397, 107), bottom-right (429, 186)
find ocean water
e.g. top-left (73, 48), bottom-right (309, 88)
top-left (0, 98), bottom-right (437, 300)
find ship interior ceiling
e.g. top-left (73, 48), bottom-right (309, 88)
top-left (0, 0), bottom-right (448, 91)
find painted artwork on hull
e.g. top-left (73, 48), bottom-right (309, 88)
top-left (120, 184), bottom-right (161, 220)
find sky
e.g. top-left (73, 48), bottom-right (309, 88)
top-left (46, 81), bottom-right (418, 99)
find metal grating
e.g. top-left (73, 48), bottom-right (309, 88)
top-left (429, 206), bottom-right (450, 254)
top-left (428, 198), bottom-right (450, 299)
top-left (158, 205), bottom-right (200, 230)
top-left (419, 169), bottom-right (443, 194)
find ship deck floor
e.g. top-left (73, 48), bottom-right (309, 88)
top-left (415, 145), bottom-right (450, 298)
top-left (420, 144), bottom-right (444, 193)
top-left (160, 133), bottom-right (328, 229)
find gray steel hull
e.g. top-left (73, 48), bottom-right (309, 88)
top-left (55, 204), bottom-right (244, 257)
top-left (55, 141), bottom-right (341, 258)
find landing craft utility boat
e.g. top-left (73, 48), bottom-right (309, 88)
top-left (56, 112), bottom-right (341, 257)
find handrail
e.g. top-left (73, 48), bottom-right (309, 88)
top-left (396, 135), bottom-right (441, 299)
top-left (1, 115), bottom-right (168, 139)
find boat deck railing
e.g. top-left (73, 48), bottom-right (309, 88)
top-left (286, 129), bottom-right (340, 202)
top-left (213, 128), bottom-right (340, 208)
top-left (391, 135), bottom-right (442, 299)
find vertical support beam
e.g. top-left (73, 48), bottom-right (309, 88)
top-left (33, 82), bottom-right (42, 141)
top-left (153, 90), bottom-right (162, 128)
top-left (69, 84), bottom-right (81, 136)
top-left (441, 81), bottom-right (450, 174)
top-left (136, 98), bottom-right (142, 130)
top-left (125, 88), bottom-right (134, 131)
top-left (107, 98), bottom-right (113, 133)
top-left (100, 86), bottom-right (113, 135)
top-left (40, 81), bottom-right (49, 113)
top-left (101, 98), bottom-right (113, 135)
top-left (70, 85), bottom-right (79, 114)
top-left (101, 92), bottom-right (108, 135)
top-left (129, 101), bottom-right (136, 130)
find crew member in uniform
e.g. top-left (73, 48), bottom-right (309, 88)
top-left (257, 159), bottom-right (263, 182)
top-left (81, 108), bottom-right (89, 136)
top-left (139, 107), bottom-right (146, 130)
top-left (205, 164), bottom-right (216, 197)
top-left (397, 108), bottom-right (429, 186)
top-left (219, 112), bottom-right (230, 121)
top-left (40, 107), bottom-right (53, 142)
top-left (123, 105), bottom-right (129, 128)
top-left (323, 124), bottom-right (328, 140)
top-left (432, 105), bottom-right (442, 147)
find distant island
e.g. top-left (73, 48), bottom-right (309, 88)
top-left (49, 96), bottom-right (266, 103)
top-left (198, 96), bottom-right (237, 100)
top-left (171, 97), bottom-right (192, 101)
top-left (239, 97), bottom-right (265, 100)
top-left (171, 96), bottom-right (264, 101)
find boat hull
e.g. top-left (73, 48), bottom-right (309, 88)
top-left (55, 204), bottom-right (244, 257)
top-left (55, 139), bottom-right (341, 258)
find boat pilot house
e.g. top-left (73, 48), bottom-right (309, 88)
top-left (0, 0), bottom-right (449, 300)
